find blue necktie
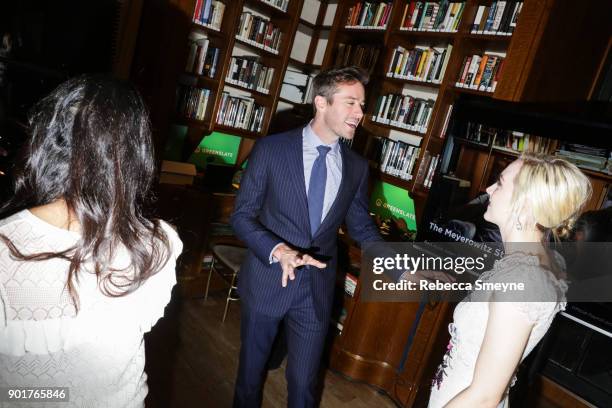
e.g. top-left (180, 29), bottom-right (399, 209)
top-left (308, 145), bottom-right (331, 236)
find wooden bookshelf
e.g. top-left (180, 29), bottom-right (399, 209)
top-left (132, 0), bottom-right (307, 158)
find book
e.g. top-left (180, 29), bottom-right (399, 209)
top-left (472, 5), bottom-right (486, 32)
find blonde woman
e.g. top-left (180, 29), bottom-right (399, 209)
top-left (428, 153), bottom-right (592, 407)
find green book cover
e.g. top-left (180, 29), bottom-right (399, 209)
top-left (188, 131), bottom-right (241, 168)
top-left (369, 181), bottom-right (417, 231)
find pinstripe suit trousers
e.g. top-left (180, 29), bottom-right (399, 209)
top-left (233, 272), bottom-right (328, 408)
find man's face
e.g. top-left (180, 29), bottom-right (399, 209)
top-left (316, 81), bottom-right (365, 141)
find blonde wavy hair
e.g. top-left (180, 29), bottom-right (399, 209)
top-left (512, 152), bottom-right (592, 241)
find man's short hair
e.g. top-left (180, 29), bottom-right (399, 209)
top-left (312, 66), bottom-right (369, 104)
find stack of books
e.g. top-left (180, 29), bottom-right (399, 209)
top-left (471, 1), bottom-right (523, 35)
top-left (345, 1), bottom-right (393, 29)
top-left (193, 0), bottom-right (225, 30)
top-left (279, 69), bottom-right (314, 104)
top-left (400, 1), bottom-right (466, 32)
top-left (236, 12), bottom-right (283, 54)
top-left (556, 144), bottom-right (610, 173)
top-left (226, 56), bottom-right (275, 94)
top-left (372, 94), bottom-right (435, 133)
top-left (177, 86), bottom-right (212, 121)
top-left (455, 53), bottom-right (505, 92)
top-left (216, 93), bottom-right (266, 132)
top-left (378, 138), bottom-right (421, 180)
top-left (185, 35), bottom-right (220, 78)
top-left (387, 45), bottom-right (453, 83)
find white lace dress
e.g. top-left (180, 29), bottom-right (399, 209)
top-left (0, 210), bottom-right (182, 408)
top-left (428, 253), bottom-right (567, 408)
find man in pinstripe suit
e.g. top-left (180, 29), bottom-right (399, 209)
top-left (231, 67), bottom-right (382, 407)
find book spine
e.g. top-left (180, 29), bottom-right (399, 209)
top-left (472, 5), bottom-right (485, 32)
top-left (491, 1), bottom-right (507, 32)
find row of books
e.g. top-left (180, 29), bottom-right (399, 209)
top-left (193, 0), bottom-right (225, 31)
top-left (176, 86), bottom-right (212, 121)
top-left (556, 143), bottom-right (610, 173)
top-left (455, 53), bottom-right (504, 92)
top-left (494, 131), bottom-right (559, 155)
top-left (378, 138), bottom-right (421, 181)
top-left (463, 123), bottom-right (558, 155)
top-left (333, 43), bottom-right (381, 75)
top-left (400, 1), bottom-right (465, 32)
top-left (415, 151), bottom-right (439, 188)
top-left (345, 2), bottom-right (393, 29)
top-left (216, 93), bottom-right (266, 133)
top-left (463, 122), bottom-right (495, 144)
top-left (279, 69), bottom-right (314, 104)
top-left (372, 94), bottom-right (434, 133)
top-left (237, 12), bottom-right (283, 54)
top-left (260, 0), bottom-right (289, 12)
top-left (185, 35), bottom-right (220, 78)
top-left (226, 56), bottom-right (275, 94)
top-left (387, 45), bottom-right (452, 84)
top-left (471, 1), bottom-right (523, 35)
top-left (463, 124), bottom-right (612, 174)
top-left (559, 143), bottom-right (609, 159)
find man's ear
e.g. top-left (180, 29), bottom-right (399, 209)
top-left (314, 95), bottom-right (328, 112)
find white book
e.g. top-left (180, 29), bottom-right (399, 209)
top-left (195, 38), bottom-right (210, 75)
top-left (421, 48), bottom-right (437, 80)
top-left (466, 55), bottom-right (481, 88)
top-left (376, 95), bottom-right (387, 121)
top-left (280, 83), bottom-right (304, 103)
top-left (284, 69), bottom-right (309, 86)
top-left (381, 140), bottom-right (396, 172)
top-left (409, 147), bottom-right (421, 180)
top-left (472, 5), bottom-right (485, 32)
top-left (399, 146), bottom-right (414, 179)
top-left (436, 44), bottom-right (453, 82)
top-left (378, 138), bottom-right (391, 168)
top-left (509, 3), bottom-right (522, 30)
top-left (491, 1), bottom-right (507, 32)
top-left (381, 94), bottom-right (394, 124)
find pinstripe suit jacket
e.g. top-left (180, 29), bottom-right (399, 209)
top-left (231, 128), bottom-right (382, 320)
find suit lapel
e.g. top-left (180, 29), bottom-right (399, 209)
top-left (286, 130), bottom-right (312, 236)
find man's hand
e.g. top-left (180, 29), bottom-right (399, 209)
top-left (273, 243), bottom-right (327, 287)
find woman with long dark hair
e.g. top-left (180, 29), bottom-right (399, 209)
top-left (0, 76), bottom-right (182, 407)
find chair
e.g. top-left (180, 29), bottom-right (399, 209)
top-left (204, 244), bottom-right (248, 322)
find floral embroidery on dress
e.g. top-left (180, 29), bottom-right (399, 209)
top-left (432, 323), bottom-right (457, 390)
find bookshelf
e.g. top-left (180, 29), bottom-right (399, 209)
top-left (131, 0), bottom-right (311, 161)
